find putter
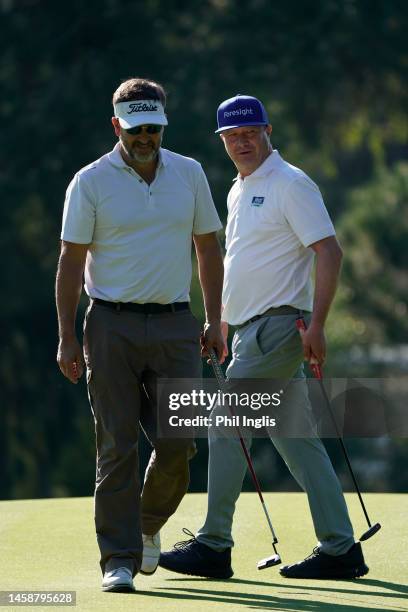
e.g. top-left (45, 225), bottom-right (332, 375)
top-left (295, 316), bottom-right (381, 541)
top-left (208, 348), bottom-right (282, 569)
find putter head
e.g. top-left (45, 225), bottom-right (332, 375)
top-left (257, 554), bottom-right (281, 570)
top-left (360, 522), bottom-right (381, 541)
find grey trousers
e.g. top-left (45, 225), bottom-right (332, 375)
top-left (196, 313), bottom-right (355, 556)
top-left (83, 302), bottom-right (201, 576)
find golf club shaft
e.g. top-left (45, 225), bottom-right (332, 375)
top-left (208, 349), bottom-right (278, 544)
top-left (295, 316), bottom-right (373, 528)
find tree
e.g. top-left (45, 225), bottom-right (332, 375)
top-left (328, 162), bottom-right (408, 350)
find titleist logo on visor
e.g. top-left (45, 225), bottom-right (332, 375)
top-left (127, 102), bottom-right (159, 114)
top-left (224, 108), bottom-right (254, 118)
top-left (114, 99), bottom-right (167, 127)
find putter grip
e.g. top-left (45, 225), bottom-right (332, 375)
top-left (208, 349), bottom-right (227, 391)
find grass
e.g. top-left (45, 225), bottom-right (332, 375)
top-left (0, 493), bottom-right (407, 611)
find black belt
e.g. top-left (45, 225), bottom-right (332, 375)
top-left (235, 305), bottom-right (302, 329)
top-left (93, 298), bottom-right (190, 314)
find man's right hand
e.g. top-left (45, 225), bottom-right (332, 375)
top-left (57, 335), bottom-right (84, 384)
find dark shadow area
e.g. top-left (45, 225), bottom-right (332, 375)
top-left (161, 576), bottom-right (408, 604)
top-left (132, 580), bottom-right (406, 611)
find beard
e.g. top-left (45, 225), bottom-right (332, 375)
top-left (120, 135), bottom-right (161, 163)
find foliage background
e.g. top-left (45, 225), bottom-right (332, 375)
top-left (1, 0), bottom-right (407, 499)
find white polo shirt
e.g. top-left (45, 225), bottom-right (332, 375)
top-left (222, 150), bottom-right (335, 325)
top-left (61, 144), bottom-right (222, 303)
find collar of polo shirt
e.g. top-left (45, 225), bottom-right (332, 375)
top-left (232, 149), bottom-right (279, 181)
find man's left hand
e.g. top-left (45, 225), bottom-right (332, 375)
top-left (300, 321), bottom-right (326, 365)
top-left (201, 321), bottom-right (228, 364)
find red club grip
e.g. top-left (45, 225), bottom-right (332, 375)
top-left (310, 363), bottom-right (323, 379)
top-left (295, 318), bottom-right (307, 333)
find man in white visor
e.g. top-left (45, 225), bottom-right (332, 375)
top-left (56, 77), bottom-right (225, 592)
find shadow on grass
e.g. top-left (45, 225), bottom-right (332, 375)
top-left (237, 577), bottom-right (408, 600)
top-left (132, 588), bottom-right (404, 612)
top-left (166, 576), bottom-right (408, 598)
top-left (131, 576), bottom-right (406, 611)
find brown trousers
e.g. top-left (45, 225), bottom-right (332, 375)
top-left (83, 301), bottom-right (201, 576)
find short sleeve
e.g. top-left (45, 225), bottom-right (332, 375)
top-left (193, 166), bottom-right (223, 235)
top-left (283, 176), bottom-right (335, 247)
top-left (61, 172), bottom-right (96, 244)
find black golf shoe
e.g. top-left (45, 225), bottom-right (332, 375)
top-left (280, 542), bottom-right (369, 579)
top-left (159, 528), bottom-right (233, 579)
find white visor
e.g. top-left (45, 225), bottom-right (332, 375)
top-left (114, 100), bottom-right (168, 129)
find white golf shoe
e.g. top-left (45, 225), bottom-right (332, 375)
top-left (102, 567), bottom-right (135, 592)
top-left (141, 532), bottom-right (161, 575)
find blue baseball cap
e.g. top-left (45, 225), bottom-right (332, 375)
top-left (215, 94), bottom-right (269, 134)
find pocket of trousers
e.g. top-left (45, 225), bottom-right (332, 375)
top-left (180, 311), bottom-right (202, 342)
top-left (189, 312), bottom-right (202, 337)
top-left (255, 316), bottom-right (299, 357)
top-left (86, 367), bottom-right (97, 420)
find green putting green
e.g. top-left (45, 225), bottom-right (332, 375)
top-left (1, 493), bottom-right (406, 611)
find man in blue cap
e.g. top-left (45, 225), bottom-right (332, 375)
top-left (159, 94), bottom-right (369, 580)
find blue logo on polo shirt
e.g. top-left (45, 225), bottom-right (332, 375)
top-left (251, 196), bottom-right (264, 206)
